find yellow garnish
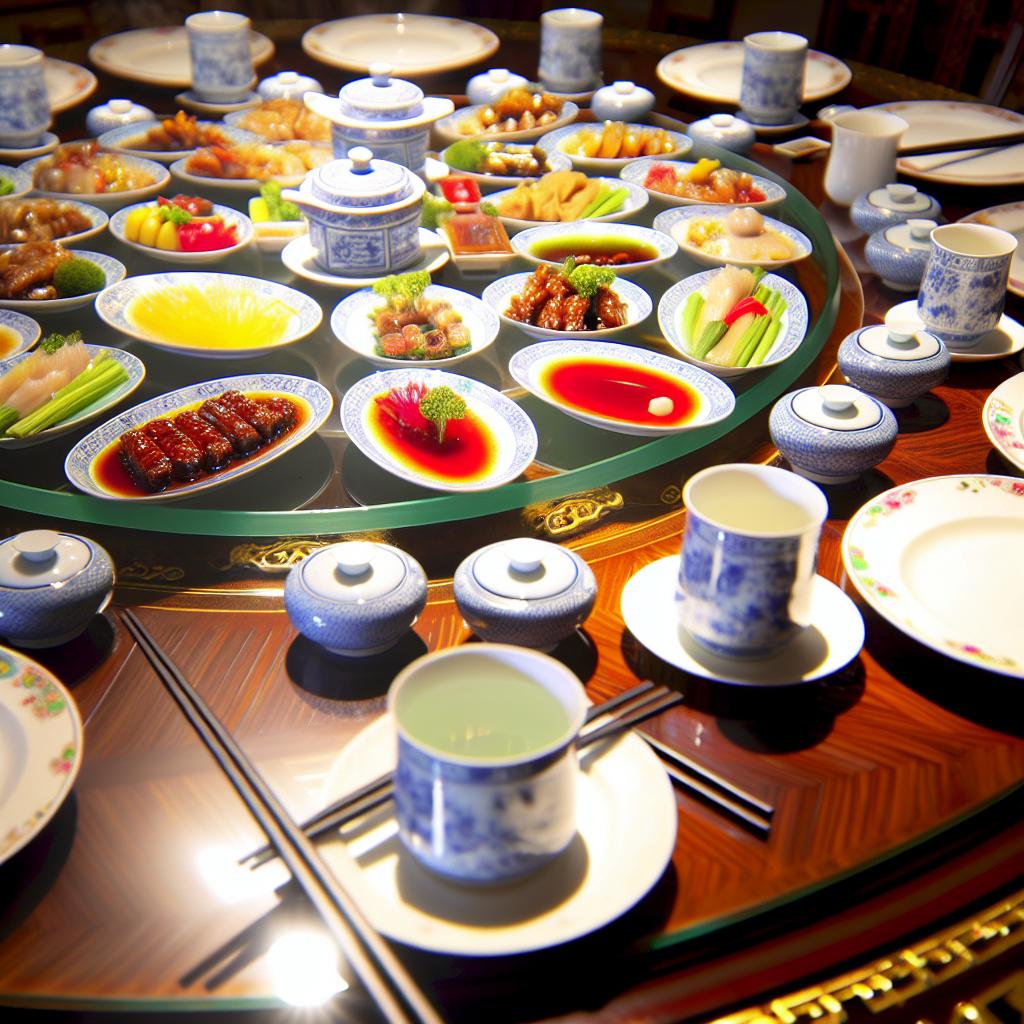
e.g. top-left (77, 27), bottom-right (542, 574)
top-left (686, 158), bottom-right (720, 185)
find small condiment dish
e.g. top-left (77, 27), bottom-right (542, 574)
top-left (510, 221), bottom-right (678, 276)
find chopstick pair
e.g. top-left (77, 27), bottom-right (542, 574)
top-left (120, 609), bottom-right (442, 1024)
top-left (897, 128), bottom-right (1024, 158)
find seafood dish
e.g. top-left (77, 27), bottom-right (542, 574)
top-left (496, 170), bottom-right (627, 222)
top-left (182, 141), bottom-right (330, 182)
top-left (457, 88), bottom-right (564, 136)
top-left (28, 141), bottom-right (156, 194)
top-left (119, 112), bottom-right (235, 152)
top-left (0, 198), bottom-right (101, 244)
top-left (369, 272), bottom-right (471, 361)
top-left (504, 262), bottom-right (627, 332)
top-left (228, 99), bottom-right (331, 142)
top-left (673, 207), bottom-right (807, 264)
top-left (0, 243), bottom-right (106, 301)
top-left (118, 195), bottom-right (242, 253)
top-left (442, 140), bottom-right (558, 179)
top-left (643, 159), bottom-right (767, 204)
top-left (560, 123), bottom-right (680, 160)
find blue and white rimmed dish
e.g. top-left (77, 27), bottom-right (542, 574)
top-left (0, 250), bottom-right (125, 313)
top-left (658, 268), bottom-right (809, 378)
top-left (95, 271), bottom-right (322, 358)
top-left (489, 176), bottom-right (648, 232)
top-left (481, 271), bottom-right (651, 340)
top-left (65, 372), bottom-right (333, 502)
top-left (0, 308), bottom-right (41, 362)
top-left (537, 123), bottom-right (691, 175)
top-left (0, 345), bottom-right (145, 450)
top-left (509, 338), bottom-right (736, 436)
top-left (19, 152), bottom-right (170, 210)
top-left (653, 205), bottom-right (812, 269)
top-left (109, 201), bottom-right (253, 264)
top-left (168, 145), bottom-right (330, 192)
top-left (330, 284), bottom-right (499, 368)
top-left (509, 221), bottom-right (678, 276)
top-left (439, 145), bottom-right (572, 191)
top-left (0, 164), bottom-right (33, 200)
top-left (621, 157), bottom-right (786, 209)
top-left (0, 197), bottom-right (108, 247)
top-left (340, 368), bottom-right (538, 492)
top-left (434, 101), bottom-right (579, 147)
top-left (97, 120), bottom-right (259, 163)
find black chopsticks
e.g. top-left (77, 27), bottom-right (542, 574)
top-left (120, 609), bottom-right (443, 1024)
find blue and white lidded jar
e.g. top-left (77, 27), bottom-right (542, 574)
top-left (0, 530), bottom-right (114, 648)
top-left (838, 310), bottom-right (950, 408)
top-left (590, 81), bottom-right (656, 123)
top-left (85, 98), bottom-right (155, 138)
top-left (770, 384), bottom-right (898, 484)
top-left (304, 63), bottom-right (454, 175)
top-left (864, 218), bottom-right (937, 291)
top-left (453, 538), bottom-right (597, 650)
top-left (850, 183), bottom-right (941, 235)
top-left (686, 113), bottom-right (757, 154)
top-left (282, 147), bottom-right (425, 277)
top-left (258, 70), bottom-right (324, 102)
top-left (466, 68), bottom-right (530, 107)
top-left (284, 540), bottom-right (428, 657)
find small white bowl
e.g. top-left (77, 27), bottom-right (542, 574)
top-left (0, 165), bottom-right (32, 200)
top-left (0, 308), bottom-right (41, 362)
top-left (434, 101), bottom-right (579, 147)
top-left (0, 197), bottom-right (107, 247)
top-left (481, 271), bottom-right (651, 340)
top-left (510, 221), bottom-right (677, 276)
top-left (621, 157), bottom-right (786, 210)
top-left (490, 176), bottom-right (648, 232)
top-left (20, 152), bottom-right (170, 210)
top-left (653, 205), bottom-right (812, 269)
top-left (251, 217), bottom-right (307, 254)
top-left (109, 201), bottom-right (253, 264)
top-left (537, 123), bottom-right (691, 175)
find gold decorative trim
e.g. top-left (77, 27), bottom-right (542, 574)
top-left (117, 561), bottom-right (185, 584)
top-left (710, 891), bottom-right (1024, 1023)
top-left (523, 488), bottom-right (624, 538)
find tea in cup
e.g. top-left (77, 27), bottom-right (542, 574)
top-left (186, 10), bottom-right (255, 103)
top-left (390, 644), bottom-right (586, 884)
top-left (738, 32), bottom-right (808, 126)
top-left (677, 464), bottom-right (827, 657)
top-left (917, 223), bottom-right (1018, 349)
top-left (0, 45), bottom-right (51, 148)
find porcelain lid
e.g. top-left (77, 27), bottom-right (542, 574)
top-left (883, 218), bottom-right (936, 252)
top-left (471, 539), bottom-right (578, 601)
top-left (259, 70), bottom-right (323, 96)
top-left (866, 183), bottom-right (934, 213)
top-left (338, 63), bottom-right (423, 120)
top-left (300, 541), bottom-right (407, 604)
top-left (791, 385), bottom-right (882, 431)
top-left (859, 310), bottom-right (942, 361)
top-left (309, 147), bottom-right (422, 207)
top-left (0, 530), bottom-right (92, 589)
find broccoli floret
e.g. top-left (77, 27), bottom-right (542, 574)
top-left (418, 384), bottom-right (467, 444)
top-left (373, 270), bottom-right (432, 309)
top-left (53, 258), bottom-right (106, 298)
top-left (40, 330), bottom-right (83, 355)
top-left (479, 200), bottom-right (499, 218)
top-left (568, 263), bottom-right (616, 301)
top-left (442, 139), bottom-right (489, 172)
top-left (421, 193), bottom-right (453, 229)
top-left (158, 203), bottom-right (191, 225)
top-left (260, 181), bottom-right (301, 221)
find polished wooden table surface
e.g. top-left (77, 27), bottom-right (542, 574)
top-left (1, 18), bottom-right (1022, 1024)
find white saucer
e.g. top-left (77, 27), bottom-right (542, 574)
top-left (318, 713), bottom-right (677, 956)
top-left (621, 556), bottom-right (864, 687)
top-left (541, 79), bottom-right (602, 104)
top-left (175, 90), bottom-right (261, 116)
top-left (0, 131), bottom-right (59, 162)
top-left (281, 230), bottom-right (450, 288)
top-left (888, 300), bottom-right (1024, 363)
top-left (737, 111), bottom-right (811, 137)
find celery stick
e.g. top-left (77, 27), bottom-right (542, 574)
top-left (0, 406), bottom-right (19, 435)
top-left (736, 315), bottom-right (771, 366)
top-left (750, 319), bottom-right (782, 365)
top-left (694, 320), bottom-right (727, 360)
top-left (681, 292), bottom-right (703, 348)
top-left (8, 360), bottom-right (127, 437)
top-left (579, 186), bottom-right (610, 220)
top-left (585, 186), bottom-right (627, 219)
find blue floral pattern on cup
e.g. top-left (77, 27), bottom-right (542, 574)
top-left (187, 15), bottom-right (255, 103)
top-left (0, 46), bottom-right (50, 146)
top-left (738, 33), bottom-right (808, 126)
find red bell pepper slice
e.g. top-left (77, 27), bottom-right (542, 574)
top-left (439, 176), bottom-right (482, 205)
top-left (723, 295), bottom-right (769, 326)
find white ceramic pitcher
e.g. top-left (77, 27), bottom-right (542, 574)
top-left (824, 110), bottom-right (908, 207)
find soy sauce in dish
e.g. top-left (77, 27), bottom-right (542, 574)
top-left (529, 235), bottom-right (660, 266)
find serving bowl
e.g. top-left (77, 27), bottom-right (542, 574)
top-left (537, 123), bottom-right (691, 174)
top-left (510, 221), bottom-right (677, 276)
top-left (438, 143), bottom-right (572, 192)
top-left (109, 201), bottom-right (253, 265)
top-left (0, 250), bottom-right (125, 313)
top-left (97, 120), bottom-right (259, 163)
top-left (621, 157), bottom-right (785, 209)
top-left (434, 101), bottom-right (579, 147)
top-left (19, 152), bottom-right (169, 210)
top-left (0, 197), bottom-right (108, 247)
top-left (489, 176), bottom-right (648, 232)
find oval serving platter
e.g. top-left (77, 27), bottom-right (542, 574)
top-left (489, 176), bottom-right (648, 232)
top-left (0, 250), bottom-right (126, 314)
top-left (620, 157), bottom-right (786, 209)
top-left (65, 373), bottom-right (332, 502)
top-left (108, 202), bottom-right (253, 265)
top-left (97, 121), bottom-right (260, 164)
top-left (0, 198), bottom-right (109, 248)
top-left (434, 101), bottom-right (579, 148)
top-left (537, 123), bottom-right (692, 175)
top-left (19, 153), bottom-right (170, 210)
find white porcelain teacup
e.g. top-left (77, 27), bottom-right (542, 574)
top-left (186, 10), bottom-right (255, 103)
top-left (824, 110), bottom-right (908, 207)
top-left (390, 644), bottom-right (587, 884)
top-left (0, 45), bottom-right (51, 148)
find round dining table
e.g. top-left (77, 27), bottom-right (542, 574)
top-left (0, 16), bottom-right (1021, 1024)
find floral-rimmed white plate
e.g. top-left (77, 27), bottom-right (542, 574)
top-left (0, 250), bottom-right (126, 313)
top-left (481, 271), bottom-right (651, 341)
top-left (509, 339), bottom-right (736, 436)
top-left (97, 120), bottom-right (259, 164)
top-left (330, 284), bottom-right (499, 369)
top-left (620, 157), bottom-right (786, 210)
top-left (0, 345), bottom-right (145, 450)
top-left (489, 176), bottom-right (648, 232)
top-left (19, 153), bottom-right (170, 211)
top-left (65, 373), bottom-right (332, 502)
top-left (340, 368), bottom-right (538, 492)
top-left (842, 475), bottom-right (1024, 678)
top-left (983, 374), bottom-right (1024, 473)
top-left (434, 102), bottom-right (579, 148)
top-left (0, 197), bottom-right (108, 247)
top-left (43, 58), bottom-right (98, 114)
top-left (109, 202), bottom-right (253, 265)
top-left (657, 269), bottom-right (809, 378)
top-left (510, 221), bottom-right (678, 276)
top-left (0, 308), bottom-right (41, 363)
top-left (0, 646), bottom-right (83, 867)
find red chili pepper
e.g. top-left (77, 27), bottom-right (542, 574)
top-left (177, 219), bottom-right (238, 252)
top-left (723, 296), bottom-right (769, 326)
top-left (439, 176), bottom-right (482, 205)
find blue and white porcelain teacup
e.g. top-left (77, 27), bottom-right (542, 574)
top-left (917, 223), bottom-right (1018, 349)
top-left (0, 45), bottom-right (51, 149)
top-left (538, 8), bottom-right (603, 94)
top-left (186, 10), bottom-right (255, 104)
top-left (738, 31), bottom-right (808, 126)
top-left (390, 644), bottom-right (587, 884)
top-left (677, 464), bottom-right (827, 657)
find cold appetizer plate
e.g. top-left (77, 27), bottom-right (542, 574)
top-left (656, 42), bottom-right (851, 105)
top-left (490, 176), bottom-right (648, 232)
top-left (0, 249), bottom-right (125, 313)
top-left (621, 157), bottom-right (785, 210)
top-left (510, 222), bottom-right (678, 276)
top-left (43, 58), bottom-right (97, 114)
top-left (0, 166), bottom-right (32, 201)
top-left (658, 266), bottom-right (808, 378)
top-left (331, 284), bottom-right (499, 368)
top-left (538, 123), bottom-right (692, 174)
top-left (20, 150), bottom-right (170, 210)
top-left (482, 270), bottom-right (651, 341)
top-left (509, 339), bottom-right (735, 436)
top-left (0, 309), bottom-right (41, 362)
top-left (301, 14), bottom-right (499, 76)
top-left (340, 369), bottom-right (538, 492)
top-left (88, 25), bottom-right (274, 88)
top-left (65, 373), bottom-right (332, 502)
top-left (654, 205), bottom-right (811, 269)
top-left (0, 647), bottom-right (83, 867)
top-left (960, 202), bottom-right (1024, 298)
top-left (983, 373), bottom-right (1024, 473)
top-left (320, 713), bottom-right (676, 955)
top-left (168, 145), bottom-right (328, 192)
top-left (0, 198), bottom-right (108, 247)
top-left (438, 142), bottom-right (573, 191)
top-left (435, 102), bottom-right (579, 147)
top-left (843, 475), bottom-right (1024, 679)
top-left (95, 272), bottom-right (322, 358)
top-left (97, 119), bottom-right (259, 164)
top-left (109, 201), bottom-right (253, 265)
top-left (0, 344), bottom-right (145, 450)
